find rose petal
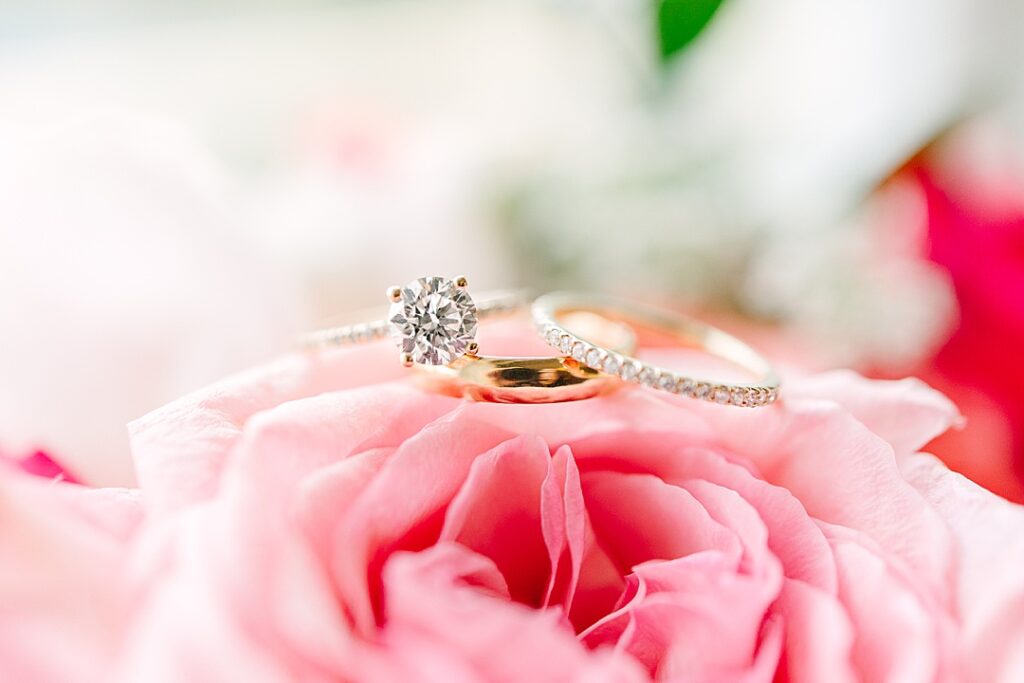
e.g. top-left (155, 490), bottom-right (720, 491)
top-left (364, 543), bottom-right (647, 682)
top-left (902, 453), bottom-right (1024, 683)
top-left (772, 580), bottom-right (857, 683)
top-left (581, 470), bottom-right (742, 573)
top-left (0, 470), bottom-right (139, 683)
top-left (764, 399), bottom-right (954, 609)
top-left (568, 433), bottom-right (837, 593)
top-left (786, 370), bottom-right (962, 458)
top-left (541, 445), bottom-right (586, 612)
top-left (583, 551), bottom-right (782, 679)
top-left (128, 347), bottom-right (419, 514)
top-left (440, 435), bottom-right (552, 605)
top-left (822, 522), bottom-right (954, 683)
top-left (330, 420), bottom-right (520, 634)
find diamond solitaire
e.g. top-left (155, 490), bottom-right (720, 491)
top-left (387, 276), bottom-right (479, 366)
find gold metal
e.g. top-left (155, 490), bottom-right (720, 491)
top-left (400, 352), bottom-right (414, 367)
top-left (413, 311), bottom-right (636, 403)
top-left (455, 276), bottom-right (469, 289)
top-left (532, 292), bottom-right (780, 408)
top-left (386, 286), bottom-right (402, 303)
top-left (466, 341), bottom-right (480, 355)
top-left (414, 354), bottom-right (621, 403)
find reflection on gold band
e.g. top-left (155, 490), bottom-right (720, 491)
top-left (413, 310), bottom-right (637, 403)
top-left (414, 353), bottom-right (620, 403)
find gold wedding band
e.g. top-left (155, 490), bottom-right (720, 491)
top-left (532, 292), bottom-right (780, 408)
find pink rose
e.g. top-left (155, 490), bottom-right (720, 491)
top-left (3, 322), bottom-right (1024, 682)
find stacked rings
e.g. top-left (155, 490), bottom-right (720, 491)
top-left (301, 275), bottom-right (780, 407)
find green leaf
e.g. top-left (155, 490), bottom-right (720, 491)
top-left (656, 0), bottom-right (725, 63)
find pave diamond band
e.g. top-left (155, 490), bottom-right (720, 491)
top-left (532, 292), bottom-right (780, 408)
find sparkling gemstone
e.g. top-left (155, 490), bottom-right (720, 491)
top-left (694, 383), bottom-right (711, 399)
top-left (559, 335), bottom-right (575, 355)
top-left (713, 387), bottom-right (731, 404)
top-left (603, 354), bottom-right (621, 375)
top-left (545, 327), bottom-right (562, 348)
top-left (657, 372), bottom-right (677, 392)
top-left (388, 276), bottom-right (478, 365)
top-left (677, 377), bottom-right (696, 396)
top-left (731, 387), bottom-right (747, 406)
top-left (620, 360), bottom-right (640, 381)
top-left (584, 347), bottom-right (603, 368)
top-left (571, 341), bottom-right (587, 362)
top-left (638, 366), bottom-right (658, 386)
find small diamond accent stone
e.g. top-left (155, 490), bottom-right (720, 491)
top-left (677, 377), bottom-right (696, 396)
top-left (620, 360), bottom-right (640, 381)
top-left (713, 387), bottom-right (731, 404)
top-left (602, 354), bottom-right (621, 376)
top-left (545, 327), bottom-right (562, 348)
top-left (388, 276), bottom-right (478, 365)
top-left (558, 335), bottom-right (574, 355)
top-left (657, 372), bottom-right (677, 392)
top-left (638, 366), bottom-right (658, 386)
top-left (584, 347), bottom-right (603, 368)
top-left (694, 382), bottom-right (711, 399)
top-left (731, 387), bottom-right (747, 406)
top-left (571, 341), bottom-right (587, 362)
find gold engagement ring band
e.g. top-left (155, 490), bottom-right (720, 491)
top-left (532, 292), bottom-right (781, 408)
top-left (300, 276), bottom-right (634, 403)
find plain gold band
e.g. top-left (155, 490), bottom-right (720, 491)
top-left (412, 310), bottom-right (637, 403)
top-left (533, 292), bottom-right (780, 408)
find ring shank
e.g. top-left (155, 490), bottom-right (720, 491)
top-left (299, 290), bottom-right (528, 349)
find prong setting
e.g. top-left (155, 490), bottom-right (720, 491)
top-left (455, 276), bottom-right (469, 289)
top-left (387, 276), bottom-right (479, 366)
top-left (400, 352), bottom-right (414, 367)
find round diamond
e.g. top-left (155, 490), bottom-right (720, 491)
top-left (571, 341), bottom-right (587, 362)
top-left (558, 335), bottom-right (575, 355)
top-left (713, 387), bottom-right (731, 404)
top-left (584, 347), bottom-right (603, 368)
top-left (638, 365), bottom-right (658, 386)
top-left (545, 327), bottom-right (562, 348)
top-left (677, 377), bottom-right (696, 396)
top-left (602, 354), bottom-right (621, 376)
top-left (620, 360), bottom-right (641, 381)
top-left (388, 276), bottom-right (478, 365)
top-left (657, 372), bottom-right (677, 392)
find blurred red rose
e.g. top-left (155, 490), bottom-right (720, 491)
top-left (902, 126), bottom-right (1024, 502)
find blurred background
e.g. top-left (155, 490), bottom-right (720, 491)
top-left (1, 0), bottom-right (1022, 500)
